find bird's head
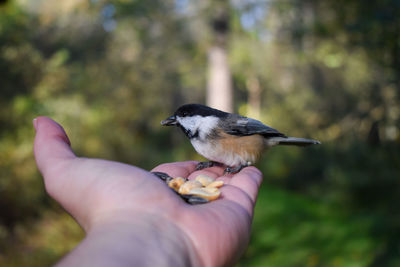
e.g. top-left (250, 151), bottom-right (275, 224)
top-left (161, 104), bottom-right (228, 139)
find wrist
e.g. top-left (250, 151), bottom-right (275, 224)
top-left (58, 211), bottom-right (202, 267)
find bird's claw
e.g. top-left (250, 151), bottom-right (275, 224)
top-left (196, 162), bottom-right (251, 174)
top-left (195, 161), bottom-right (221, 171)
top-left (223, 163), bottom-right (250, 174)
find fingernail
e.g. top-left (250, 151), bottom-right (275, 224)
top-left (33, 118), bottom-right (38, 131)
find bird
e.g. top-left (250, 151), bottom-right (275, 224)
top-left (161, 104), bottom-right (321, 174)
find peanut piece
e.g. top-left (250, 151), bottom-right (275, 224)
top-left (202, 187), bottom-right (219, 193)
top-left (206, 180), bottom-right (224, 188)
top-left (168, 177), bottom-right (187, 192)
top-left (178, 180), bottom-right (203, 195)
top-left (195, 174), bottom-right (215, 186)
top-left (188, 187), bottom-right (221, 201)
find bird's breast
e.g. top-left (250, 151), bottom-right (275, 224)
top-left (190, 132), bottom-right (265, 167)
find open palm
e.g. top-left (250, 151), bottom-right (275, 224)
top-left (33, 117), bottom-right (263, 267)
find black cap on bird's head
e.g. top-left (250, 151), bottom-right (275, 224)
top-left (161, 104), bottom-right (228, 126)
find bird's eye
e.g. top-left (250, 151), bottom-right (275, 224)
top-left (182, 111), bottom-right (188, 117)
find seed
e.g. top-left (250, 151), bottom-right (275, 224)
top-left (206, 180), bottom-right (224, 188)
top-left (152, 172), bottom-right (173, 183)
top-left (167, 177), bottom-right (187, 192)
top-left (180, 194), bottom-right (209, 205)
top-left (178, 180), bottom-right (203, 195)
top-left (162, 174), bottom-right (222, 204)
top-left (188, 187), bottom-right (221, 201)
top-left (187, 196), bottom-right (209, 204)
top-left (195, 174), bottom-right (215, 186)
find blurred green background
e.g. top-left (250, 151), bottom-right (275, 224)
top-left (1, 0), bottom-right (399, 266)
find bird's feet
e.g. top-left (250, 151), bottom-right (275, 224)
top-left (196, 161), bottom-right (252, 175)
top-left (195, 161), bottom-right (223, 171)
top-left (223, 162), bottom-right (251, 174)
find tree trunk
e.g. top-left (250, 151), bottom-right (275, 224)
top-left (207, 45), bottom-right (233, 112)
top-left (246, 75), bottom-right (261, 119)
top-left (206, 3), bottom-right (233, 113)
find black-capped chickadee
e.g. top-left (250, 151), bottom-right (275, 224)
top-left (161, 104), bottom-right (321, 174)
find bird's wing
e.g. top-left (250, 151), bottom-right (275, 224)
top-left (220, 116), bottom-right (286, 138)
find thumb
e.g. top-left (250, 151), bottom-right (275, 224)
top-left (33, 116), bottom-right (76, 178)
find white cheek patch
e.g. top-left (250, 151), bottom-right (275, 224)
top-left (177, 115), bottom-right (219, 139)
top-left (177, 116), bottom-right (201, 131)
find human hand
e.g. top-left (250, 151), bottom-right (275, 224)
top-left (33, 116), bottom-right (263, 267)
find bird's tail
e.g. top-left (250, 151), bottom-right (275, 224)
top-left (266, 137), bottom-right (321, 147)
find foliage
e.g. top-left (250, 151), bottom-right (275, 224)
top-left (0, 0), bottom-right (399, 266)
top-left (241, 143), bottom-right (400, 266)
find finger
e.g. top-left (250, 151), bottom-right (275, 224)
top-left (33, 116), bottom-right (76, 177)
top-left (217, 185), bottom-right (255, 216)
top-left (227, 167), bottom-right (263, 203)
top-left (151, 161), bottom-right (198, 178)
top-left (187, 166), bottom-right (225, 180)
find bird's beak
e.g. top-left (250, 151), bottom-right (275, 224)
top-left (161, 115), bottom-right (178, 126)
